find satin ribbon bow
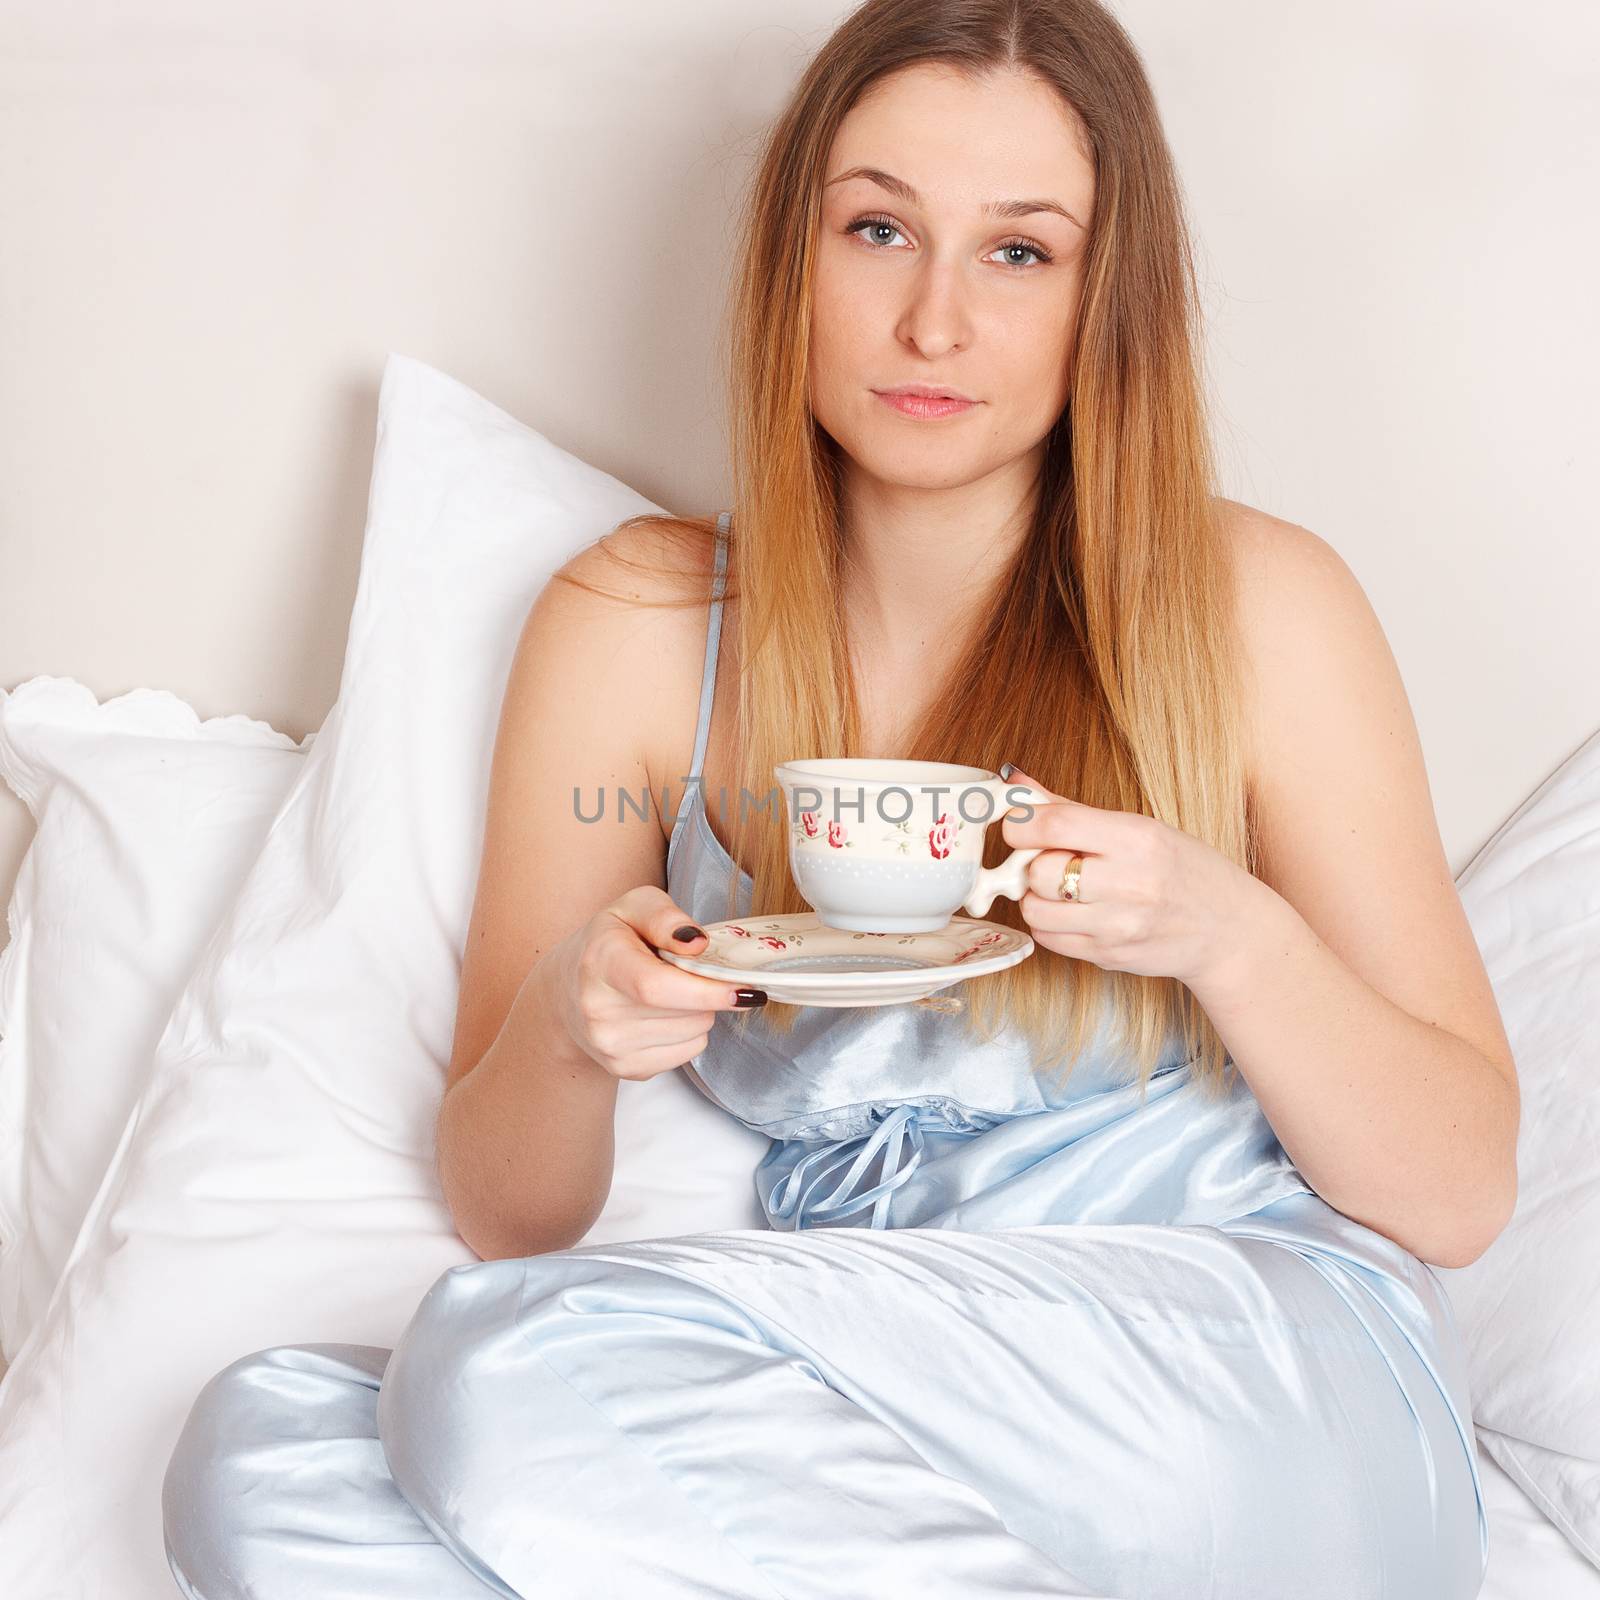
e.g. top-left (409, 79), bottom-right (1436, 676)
top-left (768, 1102), bottom-right (927, 1230)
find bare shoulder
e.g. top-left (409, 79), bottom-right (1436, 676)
top-left (544, 511), bottom-right (722, 782)
top-left (1216, 496), bottom-right (1355, 615)
top-left (1214, 497), bottom-right (1387, 784)
top-left (551, 513), bottom-right (716, 600)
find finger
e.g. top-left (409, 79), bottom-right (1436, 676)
top-left (997, 763), bottom-right (1056, 811)
top-left (1025, 847), bottom-right (1102, 903)
top-left (628, 941), bottom-right (761, 1013)
top-left (628, 1012), bottom-right (720, 1051)
top-left (605, 888), bottom-right (723, 974)
top-left (1016, 888), bottom-right (1108, 937)
top-left (1001, 793), bottom-right (1121, 854)
top-left (596, 916), bottom-right (757, 1013)
top-left (622, 889), bottom-right (714, 956)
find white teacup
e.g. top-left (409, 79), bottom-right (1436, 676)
top-left (773, 758), bottom-right (1053, 933)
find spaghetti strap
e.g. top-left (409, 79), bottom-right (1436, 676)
top-left (668, 511), bottom-right (730, 848)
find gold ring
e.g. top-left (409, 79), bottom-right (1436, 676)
top-left (1058, 852), bottom-right (1085, 902)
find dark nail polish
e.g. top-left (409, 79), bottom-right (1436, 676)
top-left (734, 988), bottom-right (768, 1007)
top-left (673, 924), bottom-right (706, 943)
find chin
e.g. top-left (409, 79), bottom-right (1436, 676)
top-left (861, 460), bottom-right (989, 493)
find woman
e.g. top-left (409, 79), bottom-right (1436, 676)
top-left (162, 2), bottom-right (1516, 1595)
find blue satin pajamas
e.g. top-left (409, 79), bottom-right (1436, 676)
top-left (163, 1218), bottom-right (1483, 1598)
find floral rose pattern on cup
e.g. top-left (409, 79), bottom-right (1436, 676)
top-left (793, 811), bottom-right (854, 848)
top-left (928, 812), bottom-right (961, 860)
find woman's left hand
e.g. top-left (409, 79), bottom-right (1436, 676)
top-left (998, 764), bottom-right (1272, 989)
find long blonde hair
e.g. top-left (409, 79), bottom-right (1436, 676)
top-left (561, 0), bottom-right (1253, 1106)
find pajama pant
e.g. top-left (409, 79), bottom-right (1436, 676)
top-left (162, 1222), bottom-right (1486, 1599)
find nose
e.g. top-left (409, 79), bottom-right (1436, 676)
top-left (895, 257), bottom-right (973, 360)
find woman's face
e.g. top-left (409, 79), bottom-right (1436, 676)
top-left (810, 64), bottom-right (1096, 493)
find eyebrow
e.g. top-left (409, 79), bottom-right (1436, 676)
top-left (823, 164), bottom-right (1085, 230)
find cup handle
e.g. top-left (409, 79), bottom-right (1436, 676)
top-left (961, 783), bottom-right (1052, 919)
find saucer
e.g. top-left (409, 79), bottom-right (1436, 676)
top-left (656, 912), bottom-right (1035, 1008)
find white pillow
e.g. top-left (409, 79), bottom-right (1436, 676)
top-left (0, 354), bottom-right (769, 1600)
top-left (0, 678), bottom-right (310, 1360)
top-left (1438, 722), bottom-right (1600, 1570)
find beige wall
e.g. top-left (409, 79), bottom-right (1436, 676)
top-left (2, 0), bottom-right (1596, 916)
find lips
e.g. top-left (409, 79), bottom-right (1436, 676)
top-left (875, 384), bottom-right (977, 402)
top-left (873, 388), bottom-right (979, 419)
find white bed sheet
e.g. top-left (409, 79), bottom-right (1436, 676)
top-left (1479, 1442), bottom-right (1600, 1599)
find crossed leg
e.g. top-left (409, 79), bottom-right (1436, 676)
top-left (164, 1222), bottom-right (1484, 1599)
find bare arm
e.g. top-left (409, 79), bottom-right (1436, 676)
top-left (1193, 506), bottom-right (1519, 1269)
top-left (437, 943), bottom-right (620, 1261)
top-left (435, 526), bottom-right (708, 1261)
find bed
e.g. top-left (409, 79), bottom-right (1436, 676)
top-left (1, 7), bottom-right (1595, 1591)
top-left (0, 354), bottom-right (1595, 1597)
top-left (1478, 1453), bottom-right (1600, 1600)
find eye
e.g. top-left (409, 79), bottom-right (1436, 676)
top-left (842, 212), bottom-right (1053, 270)
top-left (991, 237), bottom-right (1053, 269)
top-left (843, 212), bottom-right (911, 251)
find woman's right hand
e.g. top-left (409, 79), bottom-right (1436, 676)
top-left (549, 886), bottom-right (767, 1082)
